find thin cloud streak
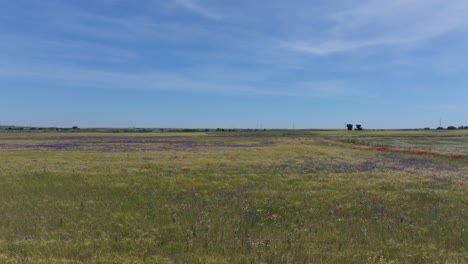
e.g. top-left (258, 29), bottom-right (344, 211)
top-left (282, 38), bottom-right (404, 56)
top-left (172, 0), bottom-right (223, 20)
top-left (0, 60), bottom-right (365, 98)
top-left (0, 35), bottom-right (137, 64)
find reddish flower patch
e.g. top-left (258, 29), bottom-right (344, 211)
top-left (375, 146), bottom-right (389, 151)
top-left (341, 213), bottom-right (351, 219)
top-left (266, 212), bottom-right (277, 219)
top-left (372, 145), bottom-right (467, 159)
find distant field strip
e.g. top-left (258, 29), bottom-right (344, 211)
top-left (335, 132), bottom-right (468, 154)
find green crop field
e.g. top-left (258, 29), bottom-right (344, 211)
top-left (0, 130), bottom-right (466, 263)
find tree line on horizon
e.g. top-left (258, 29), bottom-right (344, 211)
top-left (345, 124), bottom-right (468, 131)
top-left (1, 125), bottom-right (468, 131)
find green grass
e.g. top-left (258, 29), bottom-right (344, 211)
top-left (0, 131), bottom-right (466, 263)
top-left (332, 130), bottom-right (468, 154)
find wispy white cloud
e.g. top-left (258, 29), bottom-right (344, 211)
top-left (282, 38), bottom-right (403, 56)
top-left (0, 35), bottom-right (137, 64)
top-left (0, 59), bottom-right (367, 98)
top-left (172, 0), bottom-right (223, 20)
top-left (283, 0), bottom-right (468, 55)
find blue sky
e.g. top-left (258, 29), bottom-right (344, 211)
top-left (1, 0), bottom-right (468, 129)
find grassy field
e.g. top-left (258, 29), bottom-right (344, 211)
top-left (330, 130), bottom-right (468, 154)
top-left (0, 130), bottom-right (466, 263)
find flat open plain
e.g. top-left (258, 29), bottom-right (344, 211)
top-left (0, 130), bottom-right (466, 263)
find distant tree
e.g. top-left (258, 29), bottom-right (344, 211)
top-left (458, 126), bottom-right (464, 130)
top-left (72, 126), bottom-right (79, 130)
top-left (346, 124), bottom-right (353, 131)
top-left (465, 126), bottom-right (468, 129)
top-left (356, 124), bottom-right (363, 131)
top-left (424, 127), bottom-right (431, 130)
top-left (447, 126), bottom-right (457, 130)
top-left (436, 127), bottom-right (444, 130)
